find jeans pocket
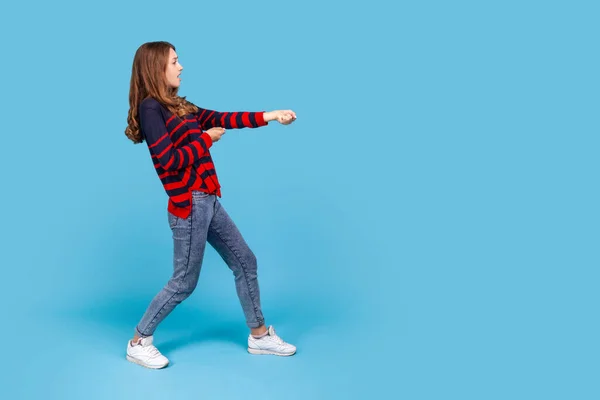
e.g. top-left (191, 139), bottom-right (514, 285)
top-left (168, 212), bottom-right (180, 229)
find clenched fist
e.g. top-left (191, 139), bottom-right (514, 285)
top-left (206, 127), bottom-right (226, 142)
top-left (264, 110), bottom-right (297, 125)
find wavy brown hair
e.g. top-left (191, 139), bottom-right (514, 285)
top-left (125, 41), bottom-right (199, 144)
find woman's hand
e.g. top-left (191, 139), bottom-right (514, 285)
top-left (205, 127), bottom-right (226, 142)
top-left (264, 110), bottom-right (297, 125)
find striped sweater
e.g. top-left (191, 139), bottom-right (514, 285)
top-left (139, 97), bottom-right (267, 218)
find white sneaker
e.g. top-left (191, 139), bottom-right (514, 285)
top-left (126, 336), bottom-right (169, 369)
top-left (248, 326), bottom-right (296, 356)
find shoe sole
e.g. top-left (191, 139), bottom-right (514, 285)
top-left (126, 355), bottom-right (169, 369)
top-left (247, 348), bottom-right (296, 356)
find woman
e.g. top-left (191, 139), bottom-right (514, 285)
top-left (124, 41), bottom-right (297, 369)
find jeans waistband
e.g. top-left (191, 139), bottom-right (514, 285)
top-left (191, 190), bottom-right (214, 198)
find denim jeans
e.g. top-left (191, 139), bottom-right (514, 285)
top-left (135, 191), bottom-right (265, 337)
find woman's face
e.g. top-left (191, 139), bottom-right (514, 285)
top-left (165, 48), bottom-right (183, 89)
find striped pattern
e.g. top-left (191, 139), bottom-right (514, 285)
top-left (139, 98), bottom-right (267, 218)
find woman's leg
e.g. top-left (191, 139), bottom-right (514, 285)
top-left (134, 192), bottom-right (215, 338)
top-left (206, 201), bottom-right (296, 356)
top-left (206, 199), bottom-right (266, 330)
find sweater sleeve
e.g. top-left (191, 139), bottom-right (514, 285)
top-left (140, 101), bottom-right (213, 172)
top-left (194, 107), bottom-right (268, 130)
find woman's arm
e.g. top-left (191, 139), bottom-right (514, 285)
top-left (195, 108), bottom-right (266, 130)
top-left (196, 108), bottom-right (297, 129)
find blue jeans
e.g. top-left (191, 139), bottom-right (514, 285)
top-left (135, 191), bottom-right (265, 337)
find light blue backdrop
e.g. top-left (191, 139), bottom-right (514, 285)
top-left (1, 0), bottom-right (598, 399)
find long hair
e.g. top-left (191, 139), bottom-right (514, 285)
top-left (125, 41), bottom-right (198, 144)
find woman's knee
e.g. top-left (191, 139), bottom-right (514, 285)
top-left (167, 276), bottom-right (199, 300)
top-left (231, 248), bottom-right (257, 275)
top-left (242, 248), bottom-right (257, 271)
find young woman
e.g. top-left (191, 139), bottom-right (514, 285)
top-left (124, 41), bottom-right (297, 369)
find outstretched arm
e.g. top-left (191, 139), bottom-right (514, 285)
top-left (196, 108), bottom-right (297, 129)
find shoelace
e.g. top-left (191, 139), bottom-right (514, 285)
top-left (138, 341), bottom-right (161, 357)
top-left (145, 345), bottom-right (160, 357)
top-left (269, 334), bottom-right (284, 345)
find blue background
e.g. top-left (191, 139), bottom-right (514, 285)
top-left (1, 0), bottom-right (598, 398)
